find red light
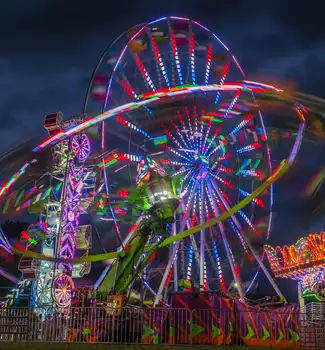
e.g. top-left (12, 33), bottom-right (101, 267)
top-left (116, 190), bottom-right (128, 198)
top-left (128, 224), bottom-right (138, 233)
top-left (115, 115), bottom-right (128, 126)
top-left (213, 124), bottom-right (223, 137)
top-left (14, 242), bottom-right (26, 252)
top-left (21, 231), bottom-right (30, 240)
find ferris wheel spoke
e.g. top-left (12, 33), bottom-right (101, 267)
top-left (182, 178), bottom-right (199, 220)
top-left (168, 22), bottom-right (184, 85)
top-left (205, 180), bottom-right (244, 299)
top-left (210, 227), bottom-right (227, 292)
top-left (209, 172), bottom-right (233, 190)
top-left (180, 201), bottom-right (200, 265)
top-left (239, 189), bottom-right (266, 209)
top-left (115, 115), bottom-right (151, 140)
top-left (102, 166), bottom-right (124, 247)
top-left (207, 136), bottom-right (228, 159)
top-left (161, 143), bottom-right (193, 163)
top-left (209, 178), bottom-right (257, 254)
top-left (120, 73), bottom-right (140, 100)
top-left (190, 235), bottom-right (200, 266)
top-left (198, 181), bottom-right (206, 289)
top-left (169, 118), bottom-right (191, 150)
top-left (236, 141), bottom-right (262, 155)
top-left (134, 53), bottom-right (156, 92)
top-left (184, 107), bottom-right (197, 148)
top-left (214, 62), bottom-right (230, 105)
top-left (189, 27), bottom-right (196, 85)
top-left (161, 123), bottom-right (186, 152)
top-left (171, 167), bottom-right (191, 178)
top-left (209, 177), bottom-right (286, 300)
top-left (205, 241), bottom-right (219, 281)
top-left (202, 124), bottom-right (224, 157)
top-left (230, 220), bottom-right (254, 264)
top-left (120, 72), bottom-right (156, 120)
top-left (147, 29), bottom-right (163, 89)
top-left (200, 118), bottom-right (214, 153)
top-left (149, 31), bottom-right (171, 88)
top-left (205, 44), bottom-right (213, 85)
top-left (176, 110), bottom-right (196, 150)
top-left (237, 210), bottom-right (261, 237)
top-left (223, 90), bottom-right (242, 119)
top-left (154, 241), bottom-right (180, 306)
top-left (228, 112), bottom-right (255, 138)
top-left (193, 106), bottom-right (200, 151)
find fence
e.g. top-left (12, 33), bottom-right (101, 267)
top-left (0, 306), bottom-right (325, 348)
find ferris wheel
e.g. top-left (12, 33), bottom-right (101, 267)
top-left (80, 16), bottom-right (305, 304)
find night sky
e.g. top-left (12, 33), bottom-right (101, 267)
top-left (0, 0), bottom-right (325, 301)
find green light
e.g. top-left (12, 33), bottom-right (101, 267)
top-left (29, 238), bottom-right (38, 246)
top-left (199, 155), bottom-right (209, 164)
top-left (236, 159), bottom-right (251, 176)
top-left (153, 135), bottom-right (167, 145)
top-left (55, 182), bottom-right (63, 193)
top-left (206, 138), bottom-right (217, 147)
top-left (252, 159), bottom-right (261, 170)
top-left (14, 190), bottom-right (25, 207)
top-left (60, 151), bottom-right (73, 162)
top-left (219, 135), bottom-right (226, 154)
top-left (102, 159), bottom-right (118, 168)
top-left (201, 115), bottom-right (223, 123)
top-left (3, 198), bottom-right (10, 214)
top-left (42, 187), bottom-right (52, 200)
top-left (302, 288), bottom-right (322, 302)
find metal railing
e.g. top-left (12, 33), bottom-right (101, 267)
top-left (0, 306), bottom-right (325, 348)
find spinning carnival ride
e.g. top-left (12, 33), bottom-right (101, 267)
top-left (265, 232), bottom-right (325, 303)
top-left (0, 17), bottom-right (306, 309)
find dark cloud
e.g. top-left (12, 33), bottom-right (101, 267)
top-left (0, 0), bottom-right (322, 153)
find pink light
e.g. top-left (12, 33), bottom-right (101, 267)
top-left (121, 79), bottom-right (139, 100)
top-left (177, 110), bottom-right (185, 126)
top-left (189, 33), bottom-right (196, 84)
top-left (205, 44), bottom-right (213, 85)
top-left (219, 188), bottom-right (232, 205)
top-left (231, 54), bottom-right (245, 77)
top-left (135, 54), bottom-right (156, 91)
top-left (218, 165), bottom-right (233, 174)
top-left (236, 141), bottom-right (261, 154)
top-left (254, 197), bottom-right (266, 208)
top-left (170, 30), bottom-right (183, 85)
top-left (151, 35), bottom-right (170, 87)
top-left (170, 16), bottom-right (190, 21)
top-left (14, 242), bottom-right (26, 252)
top-left (214, 175), bottom-right (233, 189)
top-left (116, 189), bottom-right (128, 198)
top-left (243, 80), bottom-right (283, 92)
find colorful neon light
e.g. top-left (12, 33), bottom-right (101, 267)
top-left (33, 82), bottom-right (284, 153)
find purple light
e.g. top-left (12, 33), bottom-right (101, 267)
top-left (57, 134), bottom-right (90, 280)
